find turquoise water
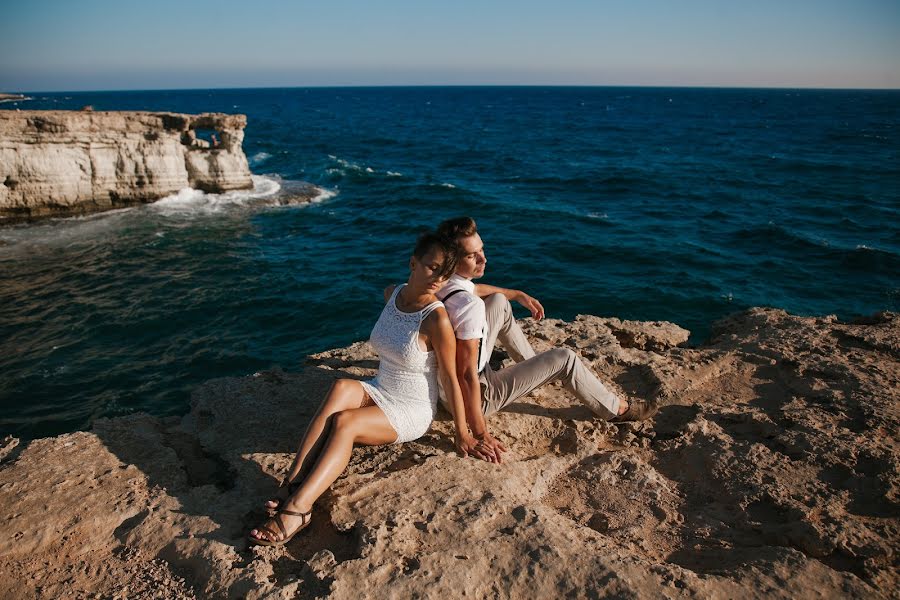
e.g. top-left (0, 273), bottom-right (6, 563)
top-left (1, 87), bottom-right (898, 439)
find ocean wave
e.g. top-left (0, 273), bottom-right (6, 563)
top-left (762, 154), bottom-right (851, 174)
top-left (734, 223), bottom-right (900, 270)
top-left (0, 96), bottom-right (33, 104)
top-left (324, 155), bottom-right (409, 183)
top-left (249, 152), bottom-right (272, 166)
top-left (733, 222), bottom-right (831, 252)
top-left (149, 174), bottom-right (281, 215)
top-left (0, 176), bottom-right (335, 250)
top-left (150, 175), bottom-right (338, 215)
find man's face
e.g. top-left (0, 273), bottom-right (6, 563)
top-left (455, 232), bottom-right (487, 280)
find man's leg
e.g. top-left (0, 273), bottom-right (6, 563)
top-left (481, 348), bottom-right (621, 419)
top-left (483, 293), bottom-right (536, 363)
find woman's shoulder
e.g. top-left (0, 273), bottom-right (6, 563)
top-left (383, 284), bottom-right (400, 303)
top-left (422, 303), bottom-right (451, 329)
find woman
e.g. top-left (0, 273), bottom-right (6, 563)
top-left (249, 231), bottom-right (482, 546)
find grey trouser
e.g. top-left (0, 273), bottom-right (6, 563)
top-left (479, 293), bottom-right (621, 419)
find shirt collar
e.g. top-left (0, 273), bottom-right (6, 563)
top-left (448, 273), bottom-right (476, 293)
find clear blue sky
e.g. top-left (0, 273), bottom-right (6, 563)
top-left (2, 0), bottom-right (898, 91)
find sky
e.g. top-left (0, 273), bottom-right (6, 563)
top-left (2, 0), bottom-right (899, 91)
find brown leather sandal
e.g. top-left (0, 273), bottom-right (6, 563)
top-left (248, 508), bottom-right (312, 547)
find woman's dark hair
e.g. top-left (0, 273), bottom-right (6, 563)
top-left (436, 216), bottom-right (478, 246)
top-left (413, 230), bottom-right (459, 280)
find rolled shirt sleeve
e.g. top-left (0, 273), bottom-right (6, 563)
top-left (447, 295), bottom-right (485, 340)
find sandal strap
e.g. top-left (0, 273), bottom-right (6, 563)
top-left (280, 509), bottom-right (311, 519)
top-left (259, 524), bottom-right (280, 540)
top-left (274, 514), bottom-right (289, 538)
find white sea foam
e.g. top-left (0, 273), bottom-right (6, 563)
top-left (328, 155), bottom-right (381, 177)
top-left (0, 176), bottom-right (333, 252)
top-left (250, 152), bottom-right (272, 165)
top-left (387, 171), bottom-right (403, 177)
top-left (439, 183), bottom-right (456, 189)
top-left (149, 174), bottom-right (281, 216)
top-left (310, 188), bottom-right (338, 203)
top-left (0, 96), bottom-right (33, 104)
top-left (587, 212), bottom-right (608, 219)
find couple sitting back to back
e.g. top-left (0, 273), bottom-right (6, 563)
top-left (248, 217), bottom-right (654, 545)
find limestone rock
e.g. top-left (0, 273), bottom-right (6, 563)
top-left (0, 308), bottom-right (896, 598)
top-left (0, 110), bottom-right (253, 221)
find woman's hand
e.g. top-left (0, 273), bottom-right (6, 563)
top-left (474, 432), bottom-right (507, 464)
top-left (455, 431), bottom-right (496, 462)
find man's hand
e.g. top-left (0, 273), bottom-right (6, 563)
top-left (514, 291), bottom-right (545, 321)
top-left (455, 432), bottom-right (496, 462)
top-left (474, 431), bottom-right (508, 464)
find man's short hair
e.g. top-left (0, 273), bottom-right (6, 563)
top-left (436, 216), bottom-right (478, 244)
top-left (413, 230), bottom-right (459, 280)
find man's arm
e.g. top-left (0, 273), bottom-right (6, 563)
top-left (456, 338), bottom-right (506, 463)
top-left (473, 283), bottom-right (545, 320)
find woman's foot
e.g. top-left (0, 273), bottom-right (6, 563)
top-left (265, 477), bottom-right (301, 514)
top-left (248, 503), bottom-right (313, 546)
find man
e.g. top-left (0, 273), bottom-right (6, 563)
top-left (435, 216), bottom-right (656, 463)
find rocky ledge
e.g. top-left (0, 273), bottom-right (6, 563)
top-left (0, 110), bottom-right (253, 221)
top-left (0, 308), bottom-right (897, 598)
top-left (0, 93), bottom-right (28, 102)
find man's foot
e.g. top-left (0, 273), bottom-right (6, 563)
top-left (611, 399), bottom-right (658, 422)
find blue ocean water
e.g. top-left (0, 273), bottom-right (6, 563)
top-left (1, 86), bottom-right (898, 440)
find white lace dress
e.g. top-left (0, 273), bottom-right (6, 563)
top-left (360, 285), bottom-right (443, 443)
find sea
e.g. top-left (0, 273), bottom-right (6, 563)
top-left (1, 86), bottom-right (898, 440)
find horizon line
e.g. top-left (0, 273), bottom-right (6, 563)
top-left (6, 83), bottom-right (900, 95)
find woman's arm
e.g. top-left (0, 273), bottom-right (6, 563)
top-left (383, 285), bottom-right (397, 303)
top-left (426, 308), bottom-right (491, 461)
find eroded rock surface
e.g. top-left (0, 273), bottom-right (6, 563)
top-left (0, 308), bottom-right (897, 598)
top-left (0, 110), bottom-right (252, 220)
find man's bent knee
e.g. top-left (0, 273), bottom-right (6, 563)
top-left (485, 293), bottom-right (511, 314)
top-left (547, 347), bottom-right (577, 365)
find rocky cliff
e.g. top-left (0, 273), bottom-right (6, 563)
top-left (0, 111), bottom-right (253, 221)
top-left (0, 308), bottom-right (897, 599)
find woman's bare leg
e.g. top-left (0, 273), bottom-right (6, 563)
top-left (266, 379), bottom-right (371, 510)
top-left (251, 405), bottom-right (397, 542)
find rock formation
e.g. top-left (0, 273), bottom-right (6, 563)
top-left (0, 111), bottom-right (253, 221)
top-left (0, 308), bottom-right (897, 598)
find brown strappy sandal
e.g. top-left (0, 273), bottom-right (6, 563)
top-left (248, 508), bottom-right (312, 547)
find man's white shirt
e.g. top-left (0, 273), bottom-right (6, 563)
top-left (439, 274), bottom-right (489, 374)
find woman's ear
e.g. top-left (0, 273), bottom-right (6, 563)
top-left (409, 257), bottom-right (415, 271)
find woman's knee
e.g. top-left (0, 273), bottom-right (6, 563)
top-left (323, 379), bottom-right (360, 408)
top-left (331, 409), bottom-right (358, 434)
top-left (330, 378), bottom-right (355, 396)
